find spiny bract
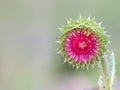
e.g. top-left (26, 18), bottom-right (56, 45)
top-left (57, 16), bottom-right (108, 70)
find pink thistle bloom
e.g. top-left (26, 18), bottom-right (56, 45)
top-left (64, 28), bottom-right (100, 63)
top-left (57, 16), bottom-right (108, 69)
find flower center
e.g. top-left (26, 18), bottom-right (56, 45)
top-left (73, 38), bottom-right (89, 53)
top-left (79, 41), bottom-right (86, 49)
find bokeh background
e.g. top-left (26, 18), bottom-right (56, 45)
top-left (0, 0), bottom-right (120, 90)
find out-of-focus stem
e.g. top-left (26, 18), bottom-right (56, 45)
top-left (100, 58), bottom-right (110, 90)
top-left (98, 52), bottom-right (115, 90)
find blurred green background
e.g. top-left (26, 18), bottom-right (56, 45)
top-left (0, 0), bottom-right (120, 90)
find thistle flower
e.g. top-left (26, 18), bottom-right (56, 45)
top-left (57, 16), bottom-right (108, 69)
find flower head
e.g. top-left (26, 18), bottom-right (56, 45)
top-left (57, 16), bottom-right (108, 69)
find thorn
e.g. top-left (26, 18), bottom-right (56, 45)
top-left (92, 17), bottom-right (95, 21)
top-left (108, 41), bottom-right (111, 44)
top-left (83, 16), bottom-right (86, 19)
top-left (107, 34), bottom-right (111, 37)
top-left (76, 65), bottom-right (79, 70)
top-left (56, 41), bottom-right (59, 43)
top-left (87, 16), bottom-right (90, 20)
top-left (57, 51), bottom-right (62, 54)
top-left (69, 18), bottom-right (72, 21)
top-left (98, 22), bottom-right (103, 26)
top-left (104, 31), bottom-right (108, 33)
top-left (91, 65), bottom-right (94, 69)
top-left (63, 58), bottom-right (67, 64)
top-left (79, 15), bottom-right (82, 19)
top-left (58, 27), bottom-right (62, 30)
top-left (86, 66), bottom-right (89, 70)
top-left (81, 63), bottom-right (84, 69)
top-left (67, 19), bottom-right (70, 24)
top-left (79, 14), bottom-right (82, 17)
top-left (77, 67), bottom-right (79, 70)
top-left (72, 65), bottom-right (75, 69)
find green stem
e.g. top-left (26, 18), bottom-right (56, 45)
top-left (98, 52), bottom-right (115, 90)
top-left (100, 58), bottom-right (110, 90)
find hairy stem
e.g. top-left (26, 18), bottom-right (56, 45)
top-left (98, 52), bottom-right (115, 90)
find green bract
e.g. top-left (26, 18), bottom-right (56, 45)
top-left (57, 16), bottom-right (109, 69)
